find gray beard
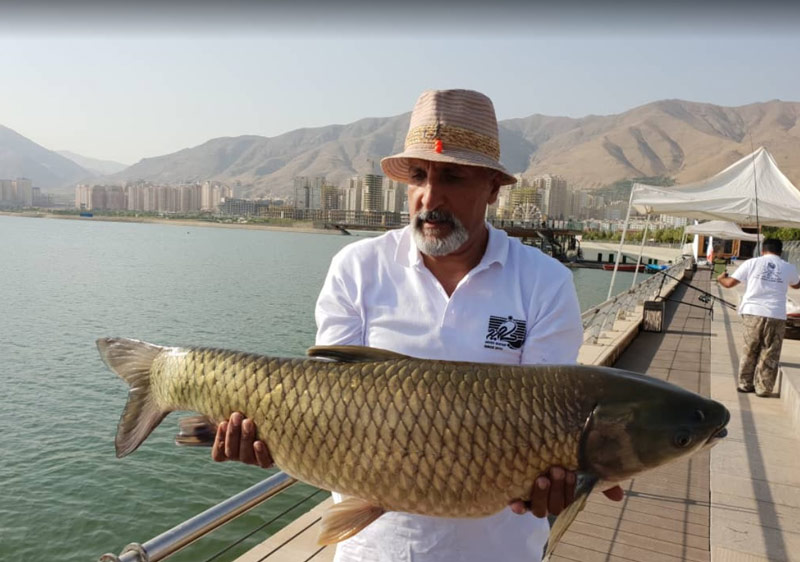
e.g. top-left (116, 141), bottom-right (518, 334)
top-left (412, 210), bottom-right (470, 257)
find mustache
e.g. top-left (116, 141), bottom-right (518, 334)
top-left (415, 209), bottom-right (456, 227)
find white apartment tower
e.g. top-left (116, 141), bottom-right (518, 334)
top-left (382, 178), bottom-right (406, 213)
top-left (293, 176), bottom-right (325, 210)
top-left (361, 174), bottom-right (384, 212)
top-left (532, 174), bottom-right (569, 219)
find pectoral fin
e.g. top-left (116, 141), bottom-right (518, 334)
top-left (175, 415), bottom-right (218, 447)
top-left (542, 474), bottom-right (599, 562)
top-left (318, 497), bottom-right (385, 545)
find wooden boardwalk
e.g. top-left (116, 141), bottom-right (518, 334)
top-left (551, 272), bottom-right (714, 562)
top-left (235, 266), bottom-right (800, 562)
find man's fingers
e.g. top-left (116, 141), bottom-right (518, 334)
top-left (509, 500), bottom-right (527, 515)
top-left (254, 441), bottom-right (274, 469)
top-left (225, 412), bottom-right (243, 460)
top-left (602, 485), bottom-right (625, 502)
top-left (565, 471), bottom-right (576, 506)
top-left (530, 477), bottom-right (549, 518)
top-left (239, 419), bottom-right (256, 465)
top-left (547, 467), bottom-right (566, 515)
top-left (212, 422), bottom-right (228, 462)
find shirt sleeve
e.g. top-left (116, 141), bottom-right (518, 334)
top-left (315, 252), bottom-right (364, 346)
top-left (731, 259), bottom-right (751, 283)
top-left (521, 272), bottom-right (583, 365)
top-left (788, 264), bottom-right (800, 286)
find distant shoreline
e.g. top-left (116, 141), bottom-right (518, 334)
top-left (0, 210), bottom-right (346, 236)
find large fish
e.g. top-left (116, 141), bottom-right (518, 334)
top-left (97, 337), bottom-right (729, 560)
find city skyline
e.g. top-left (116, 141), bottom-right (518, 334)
top-left (2, 4), bottom-right (799, 164)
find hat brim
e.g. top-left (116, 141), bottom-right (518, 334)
top-left (381, 148), bottom-right (517, 187)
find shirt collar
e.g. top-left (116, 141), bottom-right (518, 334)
top-left (394, 223), bottom-right (509, 270)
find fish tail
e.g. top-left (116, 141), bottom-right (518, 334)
top-left (97, 337), bottom-right (170, 458)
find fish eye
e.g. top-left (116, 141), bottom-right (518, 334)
top-left (673, 431), bottom-right (693, 448)
top-left (695, 409), bottom-right (705, 422)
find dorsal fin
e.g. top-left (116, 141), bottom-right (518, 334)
top-left (307, 345), bottom-right (408, 363)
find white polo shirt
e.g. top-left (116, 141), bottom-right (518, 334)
top-left (732, 254), bottom-right (800, 320)
top-left (315, 223), bottom-right (583, 562)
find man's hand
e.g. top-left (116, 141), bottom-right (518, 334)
top-left (509, 467), bottom-right (624, 517)
top-left (211, 412), bottom-right (274, 469)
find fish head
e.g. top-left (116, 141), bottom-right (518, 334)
top-left (580, 384), bottom-right (730, 481)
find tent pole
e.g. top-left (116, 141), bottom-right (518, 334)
top-left (607, 184), bottom-right (636, 300)
top-left (631, 214), bottom-right (651, 288)
top-left (679, 226), bottom-right (688, 252)
top-left (678, 225), bottom-right (688, 261)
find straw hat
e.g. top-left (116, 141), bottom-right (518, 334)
top-left (381, 89), bottom-right (517, 186)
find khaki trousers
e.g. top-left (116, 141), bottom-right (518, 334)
top-left (738, 314), bottom-right (785, 395)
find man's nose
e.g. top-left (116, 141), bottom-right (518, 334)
top-left (420, 176), bottom-right (446, 210)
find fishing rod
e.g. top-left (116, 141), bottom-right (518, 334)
top-left (646, 265), bottom-right (738, 312)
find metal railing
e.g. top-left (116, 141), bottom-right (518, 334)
top-left (99, 472), bottom-right (297, 562)
top-left (581, 257), bottom-right (690, 345)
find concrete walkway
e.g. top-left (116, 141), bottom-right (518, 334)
top-left (708, 272), bottom-right (800, 562)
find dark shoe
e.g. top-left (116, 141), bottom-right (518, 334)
top-left (756, 391), bottom-right (773, 398)
top-left (737, 386), bottom-right (755, 393)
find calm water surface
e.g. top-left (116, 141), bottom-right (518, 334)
top-left (0, 215), bottom-right (636, 561)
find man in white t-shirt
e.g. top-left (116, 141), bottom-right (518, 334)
top-left (718, 238), bottom-right (800, 396)
top-left (212, 89), bottom-right (623, 560)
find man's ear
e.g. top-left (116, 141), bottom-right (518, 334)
top-left (487, 172), bottom-right (503, 204)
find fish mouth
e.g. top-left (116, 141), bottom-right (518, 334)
top-left (704, 408), bottom-right (731, 448)
top-left (703, 427), bottom-right (727, 450)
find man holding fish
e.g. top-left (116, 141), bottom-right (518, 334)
top-left (213, 89), bottom-right (625, 561)
top-left (100, 88), bottom-right (727, 562)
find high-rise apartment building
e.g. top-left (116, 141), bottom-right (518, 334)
top-left (382, 178), bottom-right (406, 213)
top-left (361, 174), bottom-right (384, 212)
top-left (532, 174), bottom-right (569, 219)
top-left (1, 178), bottom-right (33, 206)
top-left (76, 182), bottom-right (230, 213)
top-left (293, 176), bottom-right (325, 210)
top-left (14, 178), bottom-right (32, 206)
top-left (344, 177), bottom-right (363, 212)
top-left (321, 184), bottom-right (341, 211)
top-left (0, 180), bottom-right (12, 203)
top-left (200, 181), bottom-right (230, 212)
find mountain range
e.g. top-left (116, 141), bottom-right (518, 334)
top-left (3, 99), bottom-right (800, 198)
top-left (57, 151), bottom-right (128, 176)
top-left (0, 125), bottom-right (93, 189)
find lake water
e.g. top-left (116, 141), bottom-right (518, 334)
top-left (0, 215), bottom-right (637, 561)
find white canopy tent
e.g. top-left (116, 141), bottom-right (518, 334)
top-left (684, 220), bottom-right (761, 242)
top-left (630, 147), bottom-right (800, 227)
top-left (606, 147), bottom-right (800, 298)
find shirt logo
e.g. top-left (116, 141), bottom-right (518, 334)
top-left (757, 261), bottom-right (782, 283)
top-left (484, 315), bottom-right (527, 350)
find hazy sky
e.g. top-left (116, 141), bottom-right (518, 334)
top-left (2, 2), bottom-right (799, 165)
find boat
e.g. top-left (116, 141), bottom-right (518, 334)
top-left (601, 263), bottom-right (668, 273)
top-left (602, 263), bottom-right (647, 272)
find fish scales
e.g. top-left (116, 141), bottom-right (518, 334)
top-left (99, 338), bottom-right (730, 553)
top-left (141, 346), bottom-right (590, 517)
